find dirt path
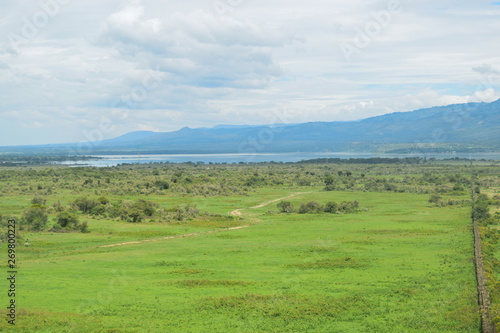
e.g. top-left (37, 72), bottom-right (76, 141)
top-left (250, 192), bottom-right (307, 209)
top-left (229, 209), bottom-right (243, 217)
top-left (98, 192), bottom-right (309, 248)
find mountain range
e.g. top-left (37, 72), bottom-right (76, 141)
top-left (2, 99), bottom-right (499, 155)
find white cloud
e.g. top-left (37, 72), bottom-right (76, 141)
top-left (0, 0), bottom-right (499, 145)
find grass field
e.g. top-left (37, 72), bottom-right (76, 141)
top-left (1, 188), bottom-right (481, 332)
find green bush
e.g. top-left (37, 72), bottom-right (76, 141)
top-left (324, 202), bottom-right (339, 213)
top-left (22, 205), bottom-right (48, 231)
top-left (277, 201), bottom-right (294, 213)
top-left (299, 202), bottom-right (323, 214)
top-left (154, 180), bottom-right (170, 190)
top-left (74, 196), bottom-right (99, 214)
top-left (31, 195), bottom-right (47, 206)
top-left (57, 211), bottom-right (79, 228)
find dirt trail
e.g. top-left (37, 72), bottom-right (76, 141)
top-left (98, 192), bottom-right (309, 248)
top-left (250, 192), bottom-right (307, 209)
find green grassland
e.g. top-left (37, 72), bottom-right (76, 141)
top-left (0, 162), bottom-right (498, 332)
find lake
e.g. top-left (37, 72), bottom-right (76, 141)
top-left (52, 152), bottom-right (500, 167)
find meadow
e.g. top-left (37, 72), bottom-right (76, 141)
top-left (0, 160), bottom-right (499, 332)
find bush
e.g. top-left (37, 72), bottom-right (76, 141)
top-left (339, 201), bottom-right (359, 213)
top-left (122, 204), bottom-right (145, 223)
top-left (472, 202), bottom-right (490, 221)
top-left (324, 176), bottom-right (335, 186)
top-left (299, 201), bottom-right (323, 214)
top-left (57, 211), bottom-right (79, 228)
top-left (80, 221), bottom-right (90, 233)
top-left (74, 196), bottom-right (99, 214)
top-left (114, 199), bottom-right (158, 222)
top-left (22, 205), bottom-right (48, 231)
top-left (133, 199), bottom-right (158, 217)
top-left (31, 195), bottom-right (47, 206)
top-left (277, 201), bottom-right (294, 213)
top-left (324, 202), bottom-right (339, 213)
top-left (324, 184), bottom-right (337, 191)
top-left (154, 180), bottom-right (170, 190)
top-left (97, 196), bottom-right (110, 205)
top-left (428, 194), bottom-right (442, 204)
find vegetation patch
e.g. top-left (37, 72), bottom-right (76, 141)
top-left (288, 257), bottom-right (368, 270)
top-left (177, 279), bottom-right (252, 288)
top-left (168, 268), bottom-right (206, 276)
top-left (200, 293), bottom-right (373, 321)
top-left (359, 229), bottom-right (445, 237)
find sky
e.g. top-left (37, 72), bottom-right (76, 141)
top-left (1, 0), bottom-right (500, 145)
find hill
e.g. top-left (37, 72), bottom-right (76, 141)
top-left (1, 100), bottom-right (499, 155)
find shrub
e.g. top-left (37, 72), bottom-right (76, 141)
top-left (22, 205), bottom-right (48, 231)
top-left (428, 194), bottom-right (442, 204)
top-left (324, 184), bottom-right (337, 191)
top-left (57, 211), bottom-right (79, 228)
top-left (277, 201), bottom-right (294, 213)
top-left (154, 180), bottom-right (170, 190)
top-left (472, 202), bottom-right (490, 221)
top-left (97, 196), bottom-right (110, 205)
top-left (133, 199), bottom-right (158, 216)
top-left (74, 196), bottom-right (99, 214)
top-left (324, 202), bottom-right (339, 213)
top-left (299, 201), bottom-right (323, 214)
top-left (31, 195), bottom-right (47, 206)
top-left (80, 221), bottom-right (90, 233)
top-left (339, 201), bottom-right (359, 213)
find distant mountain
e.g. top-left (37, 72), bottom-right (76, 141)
top-left (1, 99), bottom-right (499, 155)
top-left (106, 131), bottom-right (161, 143)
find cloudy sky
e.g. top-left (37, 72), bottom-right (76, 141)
top-left (1, 0), bottom-right (500, 145)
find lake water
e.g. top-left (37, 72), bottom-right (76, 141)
top-left (53, 152), bottom-right (500, 167)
